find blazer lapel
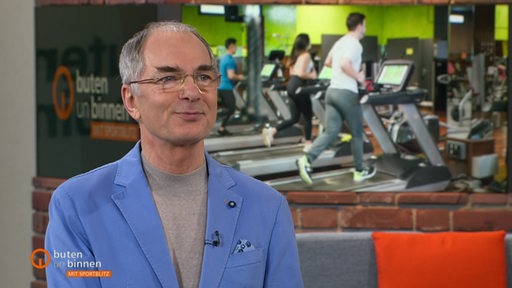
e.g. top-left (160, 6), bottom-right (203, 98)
top-left (199, 154), bottom-right (243, 287)
top-left (111, 144), bottom-right (179, 288)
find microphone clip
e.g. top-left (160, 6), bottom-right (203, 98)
top-left (205, 230), bottom-right (221, 247)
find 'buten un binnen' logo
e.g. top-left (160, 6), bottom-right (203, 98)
top-left (52, 65), bottom-right (75, 120)
top-left (31, 248), bottom-right (112, 278)
top-left (31, 248), bottom-right (51, 269)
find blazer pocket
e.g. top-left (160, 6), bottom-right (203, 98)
top-left (226, 248), bottom-right (264, 268)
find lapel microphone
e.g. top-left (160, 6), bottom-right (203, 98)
top-left (205, 230), bottom-right (221, 247)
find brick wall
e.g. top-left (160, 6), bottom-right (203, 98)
top-left (32, 178), bottom-right (65, 288)
top-left (286, 191), bottom-right (512, 232)
top-left (32, 176), bottom-right (512, 287)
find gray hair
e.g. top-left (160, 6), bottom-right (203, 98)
top-left (118, 21), bottom-right (215, 86)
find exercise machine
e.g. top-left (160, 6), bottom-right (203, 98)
top-left (206, 62), bottom-right (303, 152)
top-left (266, 59), bottom-right (452, 192)
top-left (210, 66), bottom-right (372, 177)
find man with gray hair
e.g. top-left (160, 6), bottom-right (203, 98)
top-left (45, 21), bottom-right (303, 288)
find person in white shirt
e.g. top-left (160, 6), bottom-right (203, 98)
top-left (296, 12), bottom-right (376, 184)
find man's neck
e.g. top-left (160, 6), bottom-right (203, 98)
top-left (347, 31), bottom-right (360, 41)
top-left (140, 139), bottom-right (205, 175)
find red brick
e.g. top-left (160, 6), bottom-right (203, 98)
top-left (35, 0), bottom-right (88, 5)
top-left (232, 0), bottom-right (301, 3)
top-left (340, 0), bottom-right (383, 3)
top-left (306, 0), bottom-right (338, 3)
top-left (193, 0), bottom-right (227, 3)
top-left (287, 191), bottom-right (356, 205)
top-left (290, 208), bottom-right (299, 228)
top-left (33, 212), bottom-right (50, 234)
top-left (453, 209), bottom-right (512, 231)
top-left (301, 208), bottom-right (338, 229)
top-left (32, 177), bottom-right (65, 190)
top-left (31, 280), bottom-right (47, 288)
top-left (453, 0), bottom-right (506, 3)
top-left (397, 192), bottom-right (468, 205)
top-left (359, 192), bottom-right (395, 205)
top-left (471, 193), bottom-right (509, 205)
top-left (418, 0), bottom-right (450, 4)
top-left (342, 0), bottom-right (414, 3)
top-left (341, 207), bottom-right (413, 230)
top-left (416, 209), bottom-right (450, 231)
top-left (105, 0), bottom-right (146, 4)
top-left (33, 190), bottom-right (52, 212)
top-left (148, 0), bottom-right (196, 3)
top-left (89, 0), bottom-right (105, 4)
top-left (32, 235), bottom-right (45, 251)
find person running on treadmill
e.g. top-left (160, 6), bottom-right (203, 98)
top-left (296, 12), bottom-right (376, 184)
top-left (262, 33), bottom-right (317, 149)
top-left (217, 38), bottom-right (245, 136)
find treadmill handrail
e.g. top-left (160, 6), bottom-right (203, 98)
top-left (296, 83), bottom-right (329, 95)
top-left (360, 88), bottom-right (426, 106)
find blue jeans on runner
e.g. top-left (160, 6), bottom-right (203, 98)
top-left (305, 87), bottom-right (365, 171)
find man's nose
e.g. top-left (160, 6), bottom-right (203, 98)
top-left (179, 75), bottom-right (203, 101)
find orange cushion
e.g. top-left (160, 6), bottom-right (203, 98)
top-left (372, 231), bottom-right (507, 288)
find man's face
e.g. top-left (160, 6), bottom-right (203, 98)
top-left (228, 43), bottom-right (237, 54)
top-left (359, 20), bottom-right (367, 39)
top-left (126, 31), bottom-right (218, 147)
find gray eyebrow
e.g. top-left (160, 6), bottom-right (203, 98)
top-left (153, 65), bottom-right (217, 73)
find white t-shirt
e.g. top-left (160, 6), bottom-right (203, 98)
top-left (289, 52), bottom-right (314, 77)
top-left (328, 35), bottom-right (362, 93)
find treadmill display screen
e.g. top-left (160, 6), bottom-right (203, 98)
top-left (261, 64), bottom-right (276, 78)
top-left (375, 64), bottom-right (409, 87)
top-left (318, 66), bottom-right (332, 80)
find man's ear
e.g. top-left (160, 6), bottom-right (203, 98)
top-left (121, 85), bottom-right (140, 121)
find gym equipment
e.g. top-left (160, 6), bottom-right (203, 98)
top-left (267, 59), bottom-right (452, 192)
top-left (206, 63), bottom-right (303, 152)
top-left (210, 65), bottom-right (374, 177)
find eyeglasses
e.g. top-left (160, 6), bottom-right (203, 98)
top-left (129, 70), bottom-right (220, 94)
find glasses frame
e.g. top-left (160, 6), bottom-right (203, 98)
top-left (129, 71), bottom-right (221, 94)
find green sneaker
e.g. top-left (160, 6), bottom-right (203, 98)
top-left (353, 166), bottom-right (377, 182)
top-left (296, 155), bottom-right (313, 185)
top-left (340, 133), bottom-right (352, 143)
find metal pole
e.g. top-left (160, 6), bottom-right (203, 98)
top-left (507, 4), bottom-right (511, 193)
top-left (245, 11), bottom-right (262, 124)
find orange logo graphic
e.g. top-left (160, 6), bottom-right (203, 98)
top-left (31, 248), bottom-right (51, 269)
top-left (52, 65), bottom-right (75, 120)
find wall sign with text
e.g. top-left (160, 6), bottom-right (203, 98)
top-left (36, 5), bottom-right (163, 178)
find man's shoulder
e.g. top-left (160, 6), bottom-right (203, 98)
top-left (220, 54), bottom-right (233, 63)
top-left (52, 161), bottom-right (120, 200)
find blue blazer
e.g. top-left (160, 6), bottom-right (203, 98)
top-left (45, 143), bottom-right (303, 288)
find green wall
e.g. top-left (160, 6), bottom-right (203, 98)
top-left (495, 4), bottom-right (509, 40)
top-left (295, 5), bottom-right (434, 45)
top-left (182, 4), bottom-right (508, 57)
top-left (262, 5), bottom-right (296, 55)
top-left (182, 5), bottom-right (246, 56)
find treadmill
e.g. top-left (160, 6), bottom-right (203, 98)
top-left (211, 66), bottom-right (374, 177)
top-left (267, 59), bottom-right (452, 192)
top-left (206, 63), bottom-right (303, 152)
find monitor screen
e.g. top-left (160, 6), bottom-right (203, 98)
top-left (261, 64), bottom-right (276, 78)
top-left (318, 66), bottom-right (332, 80)
top-left (199, 5), bottom-right (225, 15)
top-left (375, 64), bottom-right (409, 86)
